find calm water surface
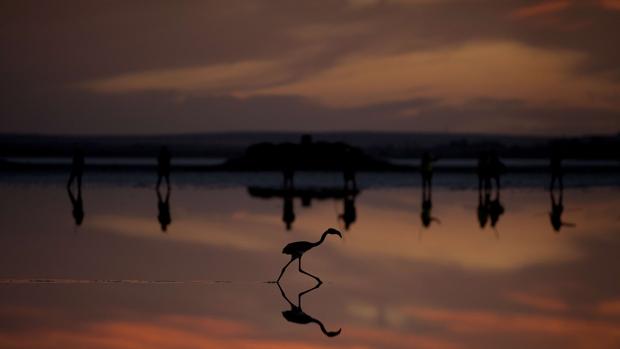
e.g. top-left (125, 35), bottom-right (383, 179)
top-left (1, 172), bottom-right (619, 349)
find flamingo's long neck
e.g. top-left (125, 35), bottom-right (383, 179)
top-left (312, 231), bottom-right (329, 247)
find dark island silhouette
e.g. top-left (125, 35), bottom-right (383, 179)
top-left (223, 134), bottom-right (403, 172)
top-left (2, 133), bottom-right (619, 174)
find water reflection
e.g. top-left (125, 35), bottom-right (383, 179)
top-left (488, 189), bottom-right (505, 230)
top-left (549, 155), bottom-right (575, 232)
top-left (339, 189), bottom-right (357, 230)
top-left (282, 187), bottom-right (295, 231)
top-left (3, 177), bottom-right (620, 349)
top-left (419, 152), bottom-right (440, 229)
top-left (66, 184), bottom-right (84, 226)
top-left (156, 186), bottom-right (172, 232)
top-left (276, 282), bottom-right (342, 337)
top-left (476, 151), bottom-right (506, 233)
top-left (249, 186), bottom-right (360, 231)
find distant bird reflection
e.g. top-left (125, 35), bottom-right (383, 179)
top-left (420, 156), bottom-right (440, 228)
top-left (67, 145), bottom-right (85, 226)
top-left (156, 186), bottom-right (171, 232)
top-left (477, 190), bottom-right (490, 228)
top-left (276, 282), bottom-right (341, 337)
top-left (421, 186), bottom-right (440, 228)
top-left (277, 228), bottom-right (342, 283)
top-left (477, 151), bottom-right (505, 233)
top-left (67, 184), bottom-right (84, 226)
top-left (248, 185), bottom-right (360, 232)
top-left (339, 190), bottom-right (357, 230)
top-left (548, 155), bottom-right (575, 232)
top-left (282, 188), bottom-right (296, 231)
top-left (488, 190), bottom-right (504, 229)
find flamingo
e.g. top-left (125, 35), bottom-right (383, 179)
top-left (276, 228), bottom-right (342, 283)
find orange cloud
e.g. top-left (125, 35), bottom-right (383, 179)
top-left (505, 291), bottom-right (569, 312)
top-left (345, 326), bottom-right (464, 349)
top-left (401, 306), bottom-right (620, 345)
top-left (511, 0), bottom-right (571, 19)
top-left (0, 314), bottom-right (347, 349)
top-left (599, 0), bottom-right (620, 10)
top-left (596, 299), bottom-right (620, 316)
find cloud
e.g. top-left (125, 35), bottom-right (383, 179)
top-left (400, 305), bottom-right (620, 346)
top-left (82, 60), bottom-right (294, 96)
top-left (599, 0), bottom-right (620, 10)
top-left (3, 1), bottom-right (620, 134)
top-left (510, 0), bottom-right (571, 19)
top-left (82, 41), bottom-right (620, 113)
top-left (89, 212), bottom-right (281, 252)
top-left (251, 41), bottom-right (620, 110)
top-left (595, 299), bottom-right (620, 316)
top-left (505, 291), bottom-right (569, 312)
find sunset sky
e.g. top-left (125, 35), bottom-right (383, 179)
top-left (2, 0), bottom-right (619, 135)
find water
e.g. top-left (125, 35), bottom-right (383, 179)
top-left (4, 156), bottom-right (227, 166)
top-left (1, 172), bottom-right (619, 349)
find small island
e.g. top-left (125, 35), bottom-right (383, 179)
top-left (222, 134), bottom-right (405, 172)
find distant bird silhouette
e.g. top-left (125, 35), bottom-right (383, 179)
top-left (277, 281), bottom-right (341, 337)
top-left (420, 151), bottom-right (437, 192)
top-left (67, 144), bottom-right (84, 189)
top-left (276, 228), bottom-right (342, 283)
top-left (549, 151), bottom-right (563, 191)
top-left (156, 146), bottom-right (171, 190)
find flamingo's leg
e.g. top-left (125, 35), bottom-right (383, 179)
top-left (298, 257), bottom-right (322, 285)
top-left (277, 258), bottom-right (295, 283)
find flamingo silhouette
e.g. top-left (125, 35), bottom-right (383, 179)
top-left (276, 228), bottom-right (342, 283)
top-left (277, 281), bottom-right (342, 337)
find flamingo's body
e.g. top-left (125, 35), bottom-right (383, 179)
top-left (276, 228), bottom-right (342, 283)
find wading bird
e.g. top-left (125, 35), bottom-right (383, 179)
top-left (276, 228), bottom-right (342, 283)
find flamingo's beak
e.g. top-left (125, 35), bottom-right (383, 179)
top-left (327, 228), bottom-right (343, 238)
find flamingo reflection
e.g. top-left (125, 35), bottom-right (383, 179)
top-left (276, 282), bottom-right (342, 337)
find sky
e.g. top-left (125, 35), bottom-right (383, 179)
top-left (1, 0), bottom-right (620, 135)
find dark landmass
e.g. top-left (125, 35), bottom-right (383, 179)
top-left (1, 132), bottom-right (618, 159)
top-left (223, 135), bottom-right (402, 171)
